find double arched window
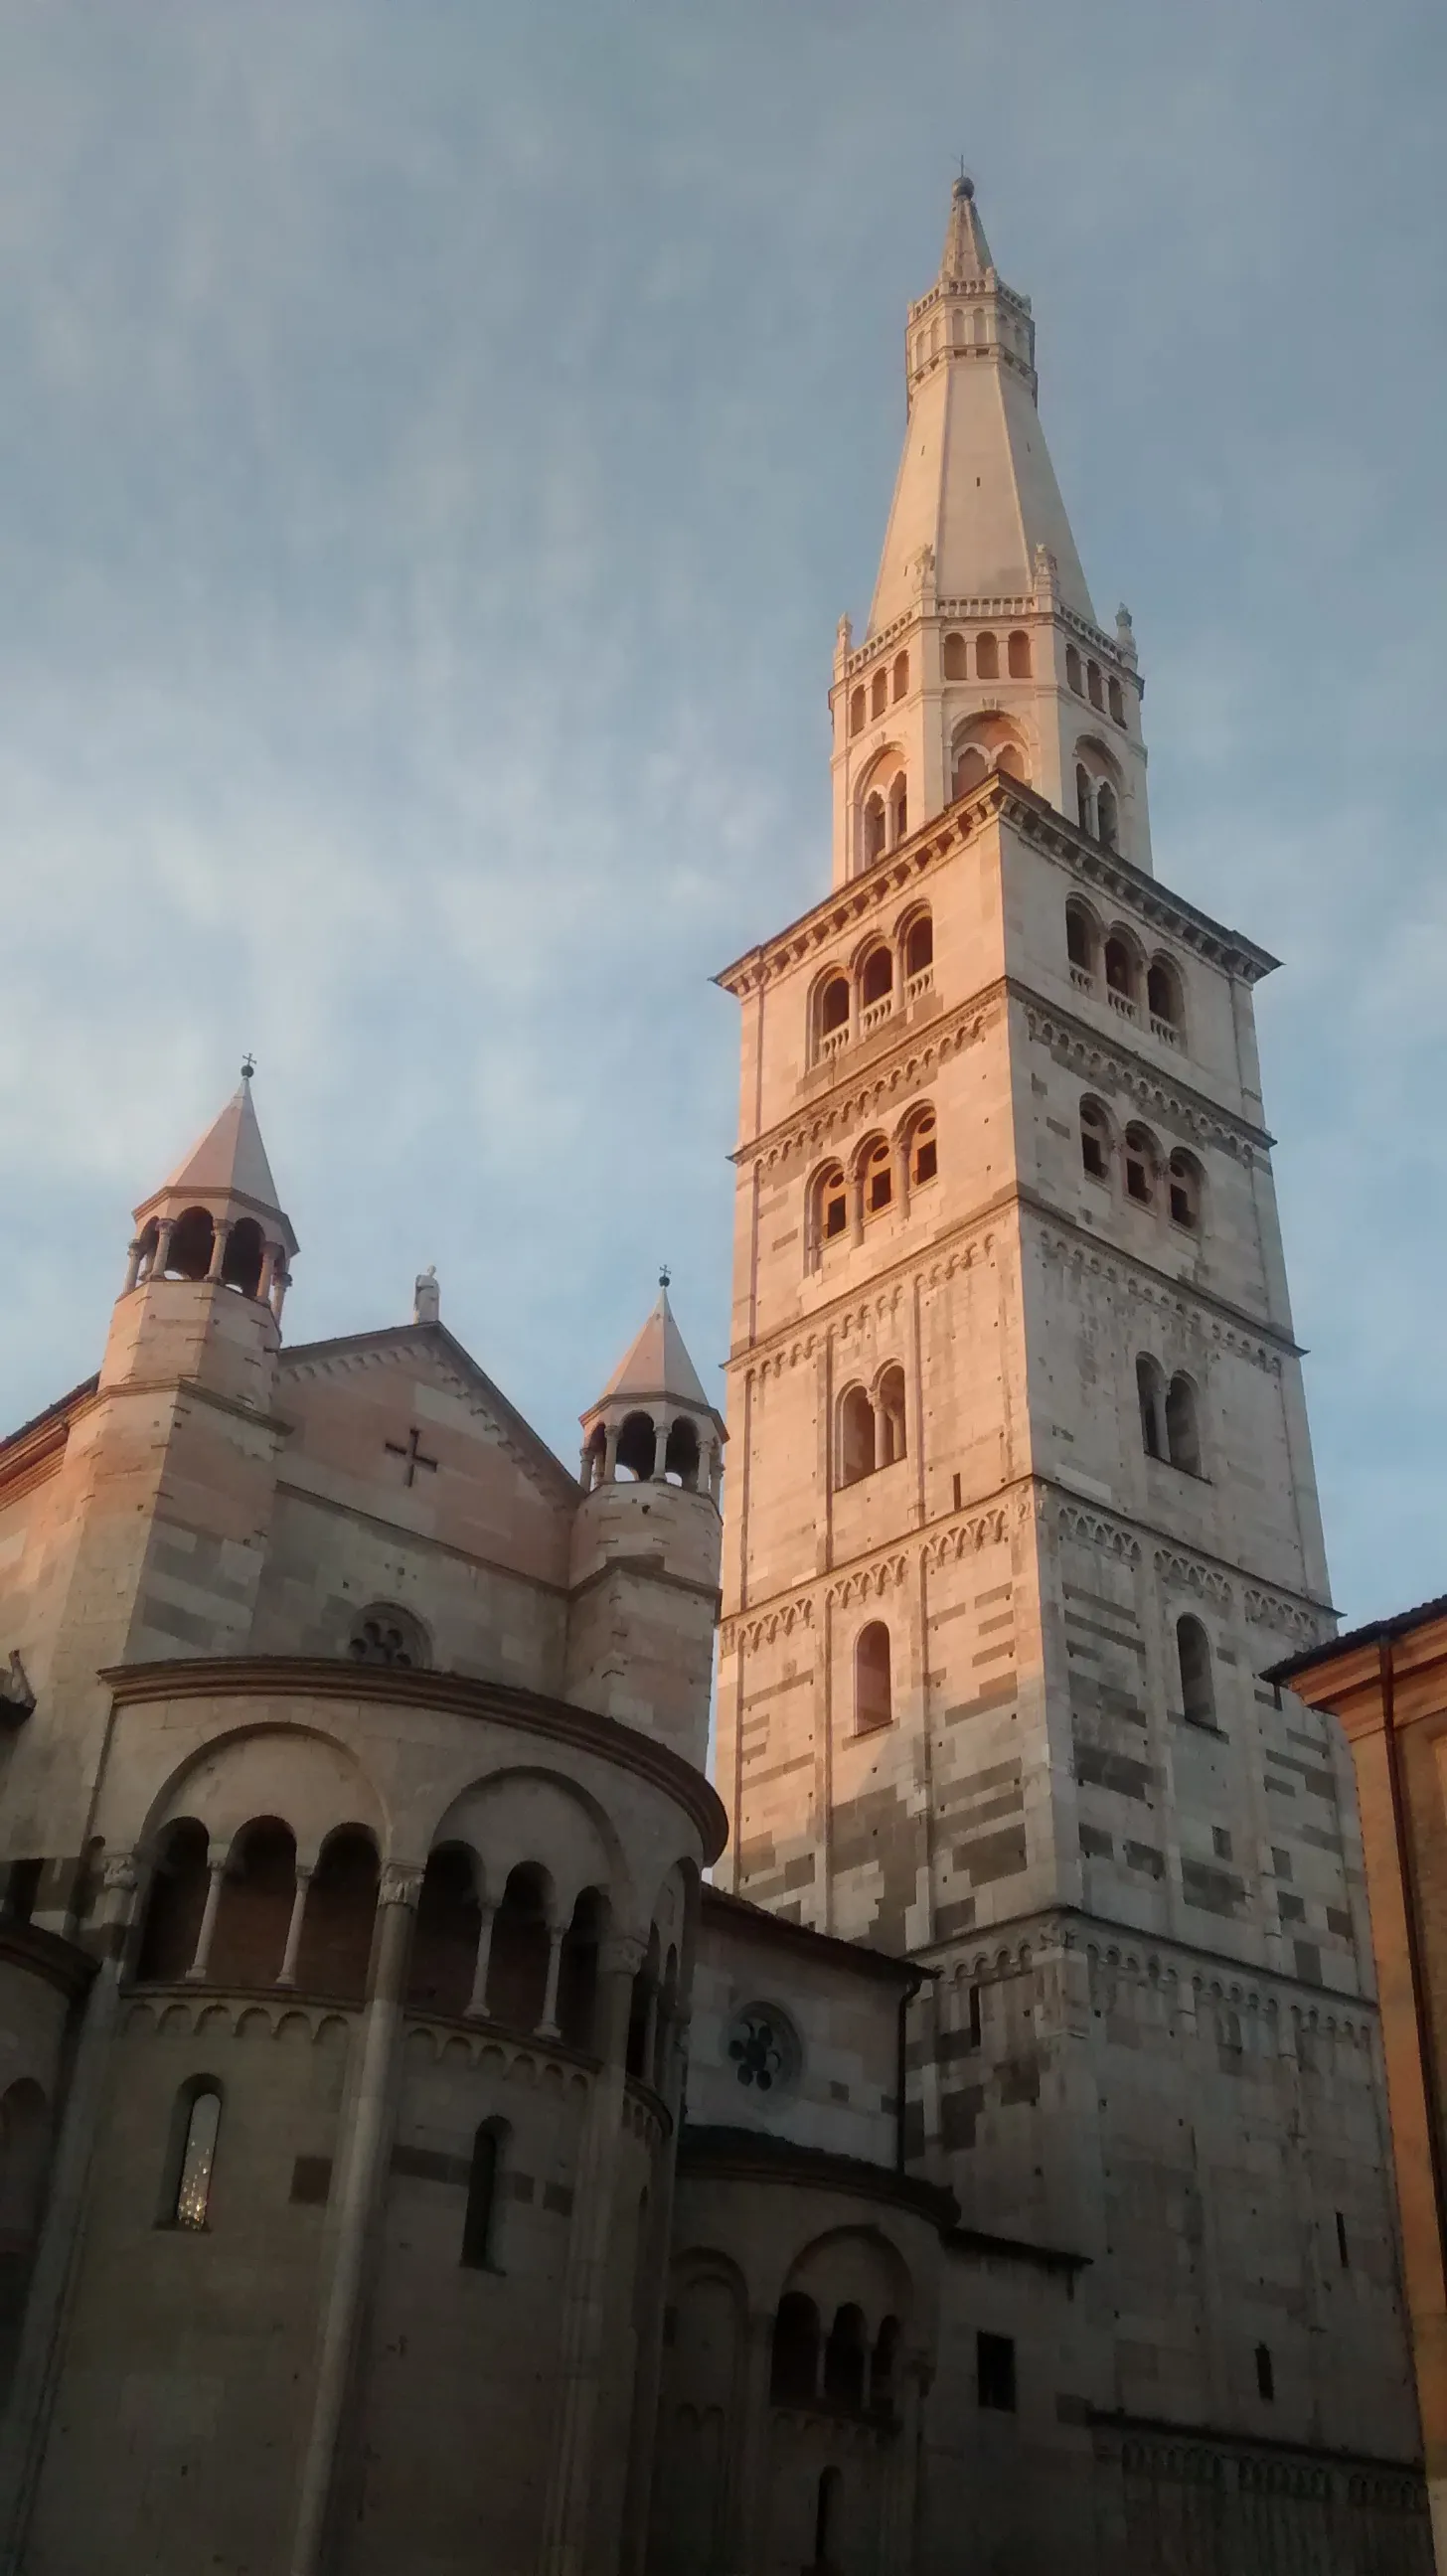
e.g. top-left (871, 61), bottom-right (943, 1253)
top-left (847, 654), bottom-right (911, 739)
top-left (809, 912), bottom-right (934, 1063)
top-left (856, 758), bottom-right (908, 872)
top-left (807, 1102), bottom-right (940, 1267)
top-left (1136, 1357), bottom-right (1203, 1475)
top-left (836, 1368), bottom-right (906, 1487)
top-left (1074, 743), bottom-right (1124, 852)
top-left (951, 714), bottom-right (1029, 800)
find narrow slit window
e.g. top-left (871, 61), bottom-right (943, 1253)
top-left (169, 2083), bottom-right (222, 2231)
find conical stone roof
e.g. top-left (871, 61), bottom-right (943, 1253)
top-left (593, 1284), bottom-right (716, 1420)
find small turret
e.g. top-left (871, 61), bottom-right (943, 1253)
top-left (102, 1064), bottom-right (297, 1410)
top-left (563, 1276), bottom-right (724, 1771)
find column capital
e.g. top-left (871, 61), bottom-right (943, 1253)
top-left (379, 1860), bottom-right (424, 1909)
top-left (599, 1932), bottom-right (647, 1980)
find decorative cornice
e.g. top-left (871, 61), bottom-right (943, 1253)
top-left (722, 1491), bottom-right (1027, 1656)
top-left (1047, 1485), bottom-right (1333, 1632)
top-left (98, 1656), bottom-right (728, 1863)
top-left (734, 992), bottom-right (1001, 1176)
top-left (0, 1374), bottom-right (99, 1505)
top-left (1023, 1000), bottom-right (1271, 1156)
top-left (1032, 1217), bottom-right (1298, 1367)
top-left (715, 776), bottom-right (1275, 1001)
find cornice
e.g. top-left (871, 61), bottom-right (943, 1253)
top-left (733, 987), bottom-right (1004, 1175)
top-left (0, 1374), bottom-right (99, 1507)
top-left (98, 1656), bottom-right (728, 1863)
top-left (724, 1186), bottom-right (1298, 1385)
top-left (714, 777), bottom-right (1276, 1000)
top-left (719, 1473), bottom-right (1331, 1657)
top-left (1021, 994), bottom-right (1272, 1157)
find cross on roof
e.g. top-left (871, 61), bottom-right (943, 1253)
top-left (384, 1427), bottom-right (439, 1489)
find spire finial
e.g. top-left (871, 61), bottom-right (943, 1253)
top-left (955, 159), bottom-right (974, 200)
top-left (659, 1264), bottom-right (671, 1291)
top-left (241, 1053), bottom-right (255, 1081)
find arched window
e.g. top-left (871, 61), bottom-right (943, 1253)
top-left (813, 2468), bottom-right (842, 2570)
top-left (664, 1416), bottom-right (700, 1487)
top-left (163, 2079), bottom-right (222, 2230)
top-left (1096, 781), bottom-right (1119, 851)
top-left (816, 972), bottom-right (851, 1055)
top-left (348, 1605), bottom-right (429, 1669)
top-left (861, 1137), bottom-right (892, 1216)
top-left (995, 740), bottom-right (1026, 781)
top-left (1168, 1150), bottom-right (1202, 1232)
top-left (294, 1826), bottom-right (378, 2002)
top-left (1178, 1616), bottom-right (1214, 1727)
top-left (1123, 1125), bottom-right (1157, 1208)
top-left (137, 1818), bottom-right (212, 1984)
top-left (871, 668), bottom-right (887, 720)
top-left (909, 1109), bottom-right (938, 1189)
top-left (891, 651), bottom-right (908, 701)
top-left (1165, 1374), bottom-right (1201, 1475)
top-left (1079, 1099), bottom-right (1111, 1183)
top-left (1066, 645), bottom-right (1083, 694)
top-left (838, 1386), bottom-right (875, 1487)
top-left (943, 632), bottom-right (968, 681)
top-left (856, 1623), bottom-right (892, 1732)
top-left (863, 794), bottom-right (886, 864)
top-left (166, 1208), bottom-right (215, 1282)
top-left (1103, 934), bottom-right (1136, 1010)
top-left (814, 1163), bottom-right (848, 1248)
top-left (1147, 956), bottom-right (1184, 1037)
top-left (558, 1886), bottom-right (606, 2049)
top-left (1087, 661), bottom-right (1103, 710)
top-left (860, 946), bottom-right (892, 1010)
top-left (1136, 1355), bottom-right (1165, 1461)
top-left (1255, 2343), bottom-right (1275, 2403)
top-left (614, 1410), bottom-right (656, 1481)
top-left (626, 1927), bottom-right (660, 2079)
top-left (487, 1863), bottom-right (553, 2032)
top-left (1065, 899), bottom-right (1097, 980)
top-left (406, 1844), bottom-right (481, 2018)
top-left (460, 2121), bottom-right (506, 2269)
top-left (208, 1816), bottom-right (297, 1989)
top-left (823, 2304), bottom-right (869, 2410)
top-left (902, 911), bottom-right (933, 983)
top-left (770, 2292), bottom-right (820, 2403)
top-left (888, 772), bottom-right (907, 845)
top-left (1108, 676), bottom-right (1125, 725)
top-left (878, 1366), bottom-right (906, 1465)
top-left (872, 2316), bottom-right (900, 2414)
top-left (975, 631), bottom-right (999, 680)
top-left (955, 746), bottom-right (989, 797)
top-left (1007, 630), bottom-right (1031, 678)
top-left (222, 1217), bottom-right (264, 1297)
top-left (849, 686), bottom-right (865, 737)
top-left (1075, 765), bottom-right (1095, 834)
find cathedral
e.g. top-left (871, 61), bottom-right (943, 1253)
top-left (0, 180), bottom-right (1432, 2575)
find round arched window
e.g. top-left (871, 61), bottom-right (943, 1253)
top-left (725, 2003), bottom-right (801, 2099)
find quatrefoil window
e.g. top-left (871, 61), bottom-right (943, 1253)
top-left (725, 2003), bottom-right (801, 2099)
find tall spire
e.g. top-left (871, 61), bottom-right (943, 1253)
top-left (868, 175), bottom-right (1095, 635)
top-left (162, 1064), bottom-right (286, 1221)
top-left (597, 1281), bottom-right (712, 1414)
top-left (938, 170), bottom-right (994, 284)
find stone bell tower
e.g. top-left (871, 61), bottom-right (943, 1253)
top-left (0, 1067), bottom-right (298, 1924)
top-left (563, 1277), bottom-right (724, 1772)
top-left (714, 180), bottom-right (1420, 2477)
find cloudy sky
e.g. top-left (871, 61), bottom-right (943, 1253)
top-left (0, 2), bottom-right (1442, 1624)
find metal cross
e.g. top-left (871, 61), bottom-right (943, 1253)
top-left (384, 1427), bottom-right (439, 1489)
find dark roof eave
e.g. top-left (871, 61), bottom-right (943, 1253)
top-left (701, 1884), bottom-right (934, 1987)
top-left (1264, 1590), bottom-right (1447, 1686)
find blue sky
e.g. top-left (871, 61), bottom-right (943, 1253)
top-left (0, 1), bottom-right (1443, 1623)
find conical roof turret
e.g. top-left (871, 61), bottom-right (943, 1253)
top-left (136, 1062), bottom-right (296, 1255)
top-left (597, 1279), bottom-right (714, 1417)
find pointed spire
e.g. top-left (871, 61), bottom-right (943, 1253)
top-left (597, 1280), bottom-right (712, 1415)
top-left (939, 171), bottom-right (994, 284)
top-left (163, 1062), bottom-right (283, 1214)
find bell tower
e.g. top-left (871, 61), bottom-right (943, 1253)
top-left (715, 182), bottom-right (1418, 2468)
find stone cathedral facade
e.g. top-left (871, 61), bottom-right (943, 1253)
top-left (0, 180), bottom-right (1432, 2576)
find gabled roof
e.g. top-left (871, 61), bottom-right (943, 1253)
top-left (593, 1284), bottom-right (717, 1421)
top-left (279, 1320), bottom-right (579, 1509)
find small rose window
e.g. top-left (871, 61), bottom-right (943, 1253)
top-left (725, 2003), bottom-right (801, 2098)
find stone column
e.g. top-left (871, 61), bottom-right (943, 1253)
top-left (257, 1242), bottom-right (279, 1305)
top-left (540, 1935), bottom-right (643, 2576)
top-left (205, 1219), bottom-right (233, 1284)
top-left (538, 1923), bottom-right (565, 2039)
top-left (286, 1859), bottom-right (421, 2576)
top-left (619, 2010), bottom-right (688, 2576)
top-left (184, 1852), bottom-right (228, 1981)
top-left (651, 1416), bottom-right (669, 1480)
top-left (465, 1901), bottom-right (497, 2019)
top-left (151, 1215), bottom-right (176, 1277)
top-left (602, 1424), bottom-right (620, 1483)
top-left (850, 1169), bottom-right (866, 1246)
top-left (121, 1238), bottom-right (145, 1293)
top-left (727, 2310), bottom-right (777, 2576)
top-left (893, 1134), bottom-right (912, 1219)
top-left (276, 1865), bottom-right (313, 1989)
top-left (270, 1267), bottom-right (290, 1325)
top-left (0, 1856), bottom-right (141, 2576)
